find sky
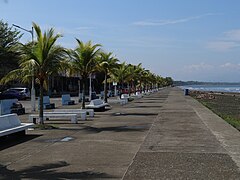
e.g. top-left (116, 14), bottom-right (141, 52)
top-left (1, 0), bottom-right (240, 82)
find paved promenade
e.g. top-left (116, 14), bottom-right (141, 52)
top-left (124, 87), bottom-right (240, 179)
top-left (1, 87), bottom-right (240, 179)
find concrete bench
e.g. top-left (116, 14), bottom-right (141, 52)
top-left (0, 99), bottom-right (17, 115)
top-left (45, 111), bottom-right (86, 121)
top-left (121, 94), bottom-right (130, 99)
top-left (111, 98), bottom-right (127, 105)
top-left (29, 113), bottom-right (78, 124)
top-left (120, 94), bottom-right (129, 103)
top-left (38, 96), bottom-right (55, 109)
top-left (0, 114), bottom-right (33, 137)
top-left (62, 94), bottom-right (75, 105)
top-left (85, 99), bottom-right (111, 111)
top-left (53, 109), bottom-right (94, 117)
top-left (131, 93), bottom-right (143, 99)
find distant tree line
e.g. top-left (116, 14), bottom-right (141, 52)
top-left (174, 81), bottom-right (240, 86)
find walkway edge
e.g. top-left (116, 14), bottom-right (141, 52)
top-left (187, 96), bottom-right (240, 170)
top-left (121, 114), bottom-right (160, 179)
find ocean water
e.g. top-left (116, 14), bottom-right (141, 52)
top-left (179, 85), bottom-right (240, 93)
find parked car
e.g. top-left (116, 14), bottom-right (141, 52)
top-left (107, 90), bottom-right (114, 97)
top-left (8, 87), bottom-right (30, 99)
top-left (0, 89), bottom-right (25, 100)
top-left (91, 92), bottom-right (99, 100)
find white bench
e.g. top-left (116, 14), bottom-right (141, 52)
top-left (85, 99), bottom-right (111, 111)
top-left (121, 94), bottom-right (130, 99)
top-left (29, 113), bottom-right (79, 124)
top-left (0, 114), bottom-right (33, 137)
top-left (110, 98), bottom-right (127, 105)
top-left (45, 111), bottom-right (86, 121)
top-left (62, 94), bottom-right (75, 105)
top-left (38, 96), bottom-right (55, 109)
top-left (131, 93), bottom-right (142, 99)
top-left (120, 94), bottom-right (129, 103)
top-left (0, 99), bottom-right (18, 115)
top-left (53, 109), bottom-right (94, 117)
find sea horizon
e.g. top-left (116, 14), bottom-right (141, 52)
top-left (179, 84), bottom-right (240, 93)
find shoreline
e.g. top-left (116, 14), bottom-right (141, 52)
top-left (189, 90), bottom-right (240, 131)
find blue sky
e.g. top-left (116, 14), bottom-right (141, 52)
top-left (1, 0), bottom-right (240, 82)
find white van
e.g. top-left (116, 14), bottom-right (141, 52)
top-left (9, 87), bottom-right (30, 99)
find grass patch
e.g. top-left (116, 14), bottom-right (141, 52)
top-left (190, 91), bottom-right (240, 131)
top-left (219, 115), bottom-right (240, 131)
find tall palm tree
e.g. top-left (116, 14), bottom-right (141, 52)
top-left (111, 62), bottom-right (132, 95)
top-left (1, 22), bottom-right (67, 124)
top-left (127, 63), bottom-right (143, 95)
top-left (98, 52), bottom-right (119, 102)
top-left (140, 69), bottom-right (151, 92)
top-left (70, 39), bottom-right (101, 108)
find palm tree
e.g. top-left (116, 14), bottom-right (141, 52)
top-left (98, 52), bottom-right (119, 102)
top-left (127, 63), bottom-right (143, 95)
top-left (111, 62), bottom-right (132, 96)
top-left (140, 69), bottom-right (151, 92)
top-left (1, 22), bottom-right (67, 124)
top-left (70, 39), bottom-right (101, 109)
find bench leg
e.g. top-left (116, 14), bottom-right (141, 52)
top-left (29, 116), bottom-right (33, 123)
top-left (71, 116), bottom-right (77, 124)
top-left (81, 113), bottom-right (86, 120)
top-left (89, 111), bottom-right (94, 117)
top-left (33, 118), bottom-right (37, 124)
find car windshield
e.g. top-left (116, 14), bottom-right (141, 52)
top-left (10, 88), bottom-right (29, 93)
top-left (10, 88), bottom-right (23, 92)
top-left (4, 89), bottom-right (19, 93)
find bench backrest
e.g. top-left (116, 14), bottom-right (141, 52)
top-left (53, 109), bottom-right (81, 113)
top-left (121, 94), bottom-right (129, 99)
top-left (38, 96), bottom-right (51, 105)
top-left (90, 99), bottom-right (104, 106)
top-left (0, 99), bottom-right (18, 115)
top-left (0, 114), bottom-right (21, 131)
top-left (43, 96), bottom-right (50, 104)
top-left (62, 94), bottom-right (71, 104)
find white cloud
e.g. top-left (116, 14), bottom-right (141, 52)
top-left (206, 41), bottom-right (239, 52)
top-left (207, 29), bottom-right (240, 51)
top-left (133, 13), bottom-right (219, 26)
top-left (224, 29), bottom-right (240, 41)
top-left (75, 27), bottom-right (94, 31)
top-left (220, 62), bottom-right (240, 70)
top-left (184, 62), bottom-right (214, 72)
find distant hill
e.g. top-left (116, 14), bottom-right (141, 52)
top-left (173, 81), bottom-right (240, 86)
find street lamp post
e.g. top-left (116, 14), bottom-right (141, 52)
top-left (13, 24), bottom-right (36, 112)
top-left (89, 73), bottom-right (92, 101)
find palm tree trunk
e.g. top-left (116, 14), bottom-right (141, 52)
top-left (133, 81), bottom-right (136, 94)
top-left (128, 83), bottom-right (131, 96)
top-left (39, 80), bottom-right (44, 124)
top-left (139, 81), bottom-right (142, 93)
top-left (82, 77), bottom-right (86, 109)
top-left (104, 73), bottom-right (108, 103)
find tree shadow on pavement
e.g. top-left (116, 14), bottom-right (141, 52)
top-left (133, 101), bottom-right (163, 103)
top-left (81, 124), bottom-right (150, 133)
top-left (0, 134), bottom-right (42, 151)
top-left (112, 112), bottom-right (158, 116)
top-left (0, 161), bottom-right (116, 180)
top-left (126, 105), bottom-right (162, 108)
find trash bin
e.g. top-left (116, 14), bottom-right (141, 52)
top-left (184, 89), bottom-right (189, 95)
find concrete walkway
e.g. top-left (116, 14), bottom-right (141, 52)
top-left (123, 87), bottom-right (240, 179)
top-left (0, 87), bottom-right (240, 179)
